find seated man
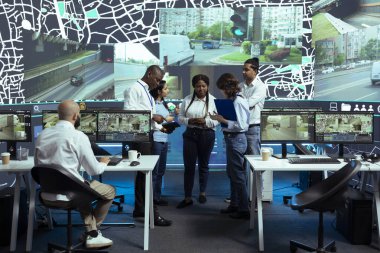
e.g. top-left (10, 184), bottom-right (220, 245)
top-left (35, 100), bottom-right (115, 249)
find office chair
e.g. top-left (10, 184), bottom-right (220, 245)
top-left (289, 160), bottom-right (361, 253)
top-left (31, 166), bottom-right (109, 253)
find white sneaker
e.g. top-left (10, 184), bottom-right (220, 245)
top-left (86, 230), bottom-right (113, 249)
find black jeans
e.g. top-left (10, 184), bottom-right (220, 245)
top-left (182, 128), bottom-right (215, 198)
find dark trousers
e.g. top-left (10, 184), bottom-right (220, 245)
top-left (152, 141), bottom-right (168, 202)
top-left (182, 128), bottom-right (215, 198)
top-left (129, 142), bottom-right (161, 217)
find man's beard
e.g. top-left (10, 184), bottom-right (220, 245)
top-left (74, 116), bottom-right (81, 129)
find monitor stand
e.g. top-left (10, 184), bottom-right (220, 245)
top-left (7, 141), bottom-right (17, 160)
top-left (330, 144), bottom-right (355, 160)
top-left (272, 143), bottom-right (299, 159)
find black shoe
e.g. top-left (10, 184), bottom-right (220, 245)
top-left (220, 205), bottom-right (238, 214)
top-left (132, 210), bottom-right (144, 218)
top-left (176, 199), bottom-right (193, 209)
top-left (154, 216), bottom-right (172, 226)
top-left (229, 211), bottom-right (250, 220)
top-left (198, 195), bottom-right (207, 204)
top-left (154, 199), bottom-right (169, 206)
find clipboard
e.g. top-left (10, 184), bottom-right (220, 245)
top-left (214, 99), bottom-right (237, 127)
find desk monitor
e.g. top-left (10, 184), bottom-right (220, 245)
top-left (0, 110), bottom-right (32, 158)
top-left (261, 110), bottom-right (315, 158)
top-left (97, 110), bottom-right (151, 143)
top-left (42, 110), bottom-right (98, 141)
top-left (315, 112), bottom-right (374, 157)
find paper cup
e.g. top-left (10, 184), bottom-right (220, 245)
top-left (1, 152), bottom-right (10, 165)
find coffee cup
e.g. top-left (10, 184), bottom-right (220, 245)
top-left (128, 150), bottom-right (141, 162)
top-left (1, 152), bottom-right (10, 165)
top-left (261, 148), bottom-right (271, 161)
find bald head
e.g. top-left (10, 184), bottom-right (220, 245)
top-left (58, 100), bottom-right (79, 121)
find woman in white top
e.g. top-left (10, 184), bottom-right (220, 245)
top-left (176, 74), bottom-right (219, 209)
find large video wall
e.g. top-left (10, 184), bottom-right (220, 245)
top-left (1, 0), bottom-right (380, 164)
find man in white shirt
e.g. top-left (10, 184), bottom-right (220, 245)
top-left (240, 58), bottom-right (267, 155)
top-left (35, 100), bottom-right (115, 249)
top-left (124, 65), bottom-right (172, 226)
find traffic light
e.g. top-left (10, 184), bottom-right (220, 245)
top-left (230, 7), bottom-right (248, 39)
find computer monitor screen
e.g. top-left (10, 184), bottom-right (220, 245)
top-left (0, 110), bottom-right (32, 142)
top-left (42, 110), bottom-right (97, 141)
top-left (315, 112), bottom-right (374, 144)
top-left (97, 110), bottom-right (151, 142)
top-left (261, 111), bottom-right (315, 143)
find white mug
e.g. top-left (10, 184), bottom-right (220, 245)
top-left (261, 148), bottom-right (273, 161)
top-left (128, 150), bottom-right (141, 162)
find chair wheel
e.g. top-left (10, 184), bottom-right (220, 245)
top-left (290, 245), bottom-right (297, 253)
top-left (120, 196), bottom-right (125, 203)
top-left (118, 206), bottom-right (123, 212)
top-left (330, 245), bottom-right (337, 252)
top-left (298, 209), bottom-right (304, 213)
top-left (283, 196), bottom-right (291, 205)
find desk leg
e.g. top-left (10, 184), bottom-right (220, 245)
top-left (10, 173), bottom-right (21, 252)
top-left (372, 173), bottom-right (380, 248)
top-left (26, 176), bottom-right (36, 252)
top-left (143, 171), bottom-right (152, 251)
top-left (256, 171), bottom-right (264, 252)
top-left (249, 168), bottom-right (256, 229)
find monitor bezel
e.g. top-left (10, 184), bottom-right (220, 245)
top-left (314, 111), bottom-right (374, 144)
top-left (0, 110), bottom-right (32, 142)
top-left (96, 110), bottom-right (152, 143)
top-left (260, 110), bottom-right (316, 143)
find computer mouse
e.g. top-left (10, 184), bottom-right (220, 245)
top-left (130, 161), bottom-right (140, 166)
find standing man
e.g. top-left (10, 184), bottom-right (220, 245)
top-left (35, 100), bottom-right (115, 249)
top-left (124, 65), bottom-right (172, 226)
top-left (240, 58), bottom-right (267, 155)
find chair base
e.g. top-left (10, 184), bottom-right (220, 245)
top-left (48, 241), bottom-right (109, 253)
top-left (112, 195), bottom-right (125, 212)
top-left (290, 240), bottom-right (336, 253)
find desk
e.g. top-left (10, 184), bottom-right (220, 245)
top-left (245, 155), bottom-right (380, 252)
top-left (0, 158), bottom-right (35, 252)
top-left (0, 155), bottom-right (158, 252)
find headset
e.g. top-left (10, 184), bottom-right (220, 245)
top-left (361, 153), bottom-right (380, 163)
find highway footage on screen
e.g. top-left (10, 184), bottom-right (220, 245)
top-left (261, 113), bottom-right (314, 142)
top-left (97, 112), bottom-right (151, 142)
top-left (43, 112), bottom-right (97, 141)
top-left (0, 114), bottom-right (29, 141)
top-left (315, 113), bottom-right (373, 143)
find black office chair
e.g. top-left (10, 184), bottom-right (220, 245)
top-left (289, 160), bottom-right (361, 253)
top-left (31, 166), bottom-right (109, 253)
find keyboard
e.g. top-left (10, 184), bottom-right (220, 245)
top-left (96, 157), bottom-right (123, 166)
top-left (287, 157), bottom-right (341, 164)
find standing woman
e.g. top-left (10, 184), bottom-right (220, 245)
top-left (177, 74), bottom-right (219, 208)
top-left (210, 73), bottom-right (250, 219)
top-left (150, 80), bottom-right (175, 206)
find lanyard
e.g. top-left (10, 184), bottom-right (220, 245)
top-left (137, 81), bottom-right (153, 109)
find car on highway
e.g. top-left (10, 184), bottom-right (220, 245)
top-left (70, 74), bottom-right (83, 86)
top-left (371, 61), bottom-right (380, 85)
top-left (322, 67), bottom-right (334, 74)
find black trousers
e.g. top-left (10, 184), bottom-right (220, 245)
top-left (130, 142), bottom-right (160, 217)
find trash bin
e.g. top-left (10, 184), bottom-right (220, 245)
top-left (0, 187), bottom-right (27, 246)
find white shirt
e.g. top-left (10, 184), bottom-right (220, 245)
top-left (239, 76), bottom-right (267, 125)
top-left (35, 120), bottom-right (107, 201)
top-left (178, 93), bottom-right (219, 130)
top-left (124, 79), bottom-right (161, 130)
top-left (224, 95), bottom-right (250, 133)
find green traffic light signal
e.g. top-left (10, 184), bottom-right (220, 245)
top-left (230, 7), bottom-right (248, 38)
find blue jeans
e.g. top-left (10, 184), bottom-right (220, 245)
top-left (246, 126), bottom-right (261, 155)
top-left (152, 141), bottom-right (168, 201)
top-left (183, 128), bottom-right (215, 198)
top-left (224, 132), bottom-right (248, 212)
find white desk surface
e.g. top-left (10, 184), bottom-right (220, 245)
top-left (0, 158), bottom-right (34, 172)
top-left (104, 155), bottom-right (158, 172)
top-left (245, 155), bottom-right (380, 172)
